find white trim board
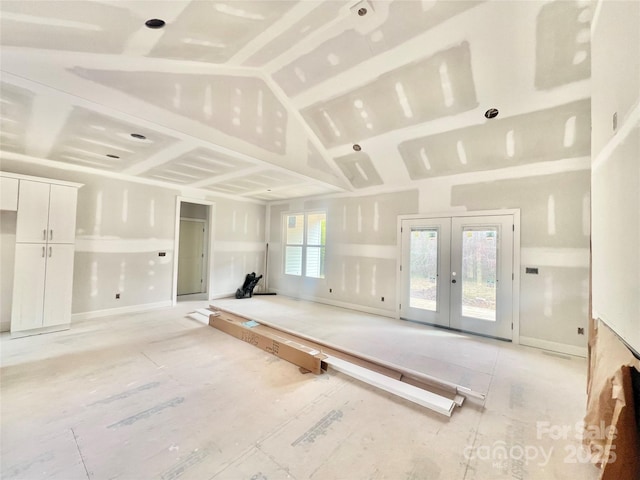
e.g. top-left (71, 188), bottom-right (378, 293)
top-left (324, 355), bottom-right (457, 417)
top-left (71, 300), bottom-right (172, 322)
top-left (519, 336), bottom-right (587, 358)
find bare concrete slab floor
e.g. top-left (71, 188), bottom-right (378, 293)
top-left (1, 300), bottom-right (599, 480)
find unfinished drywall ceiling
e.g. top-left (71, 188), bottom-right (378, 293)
top-left (0, 0), bottom-right (592, 201)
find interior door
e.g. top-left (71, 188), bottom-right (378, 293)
top-left (400, 218), bottom-right (451, 327)
top-left (449, 216), bottom-right (513, 340)
top-left (177, 219), bottom-right (205, 295)
top-left (401, 214), bottom-right (514, 340)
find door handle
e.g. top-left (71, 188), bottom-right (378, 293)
top-left (49, 246), bottom-right (52, 258)
top-left (43, 229), bottom-right (47, 240)
top-left (452, 279), bottom-right (457, 284)
top-left (49, 229), bottom-right (53, 241)
top-left (42, 246), bottom-right (45, 257)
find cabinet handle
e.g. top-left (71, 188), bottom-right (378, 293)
top-left (49, 229), bottom-right (53, 241)
top-left (42, 246), bottom-right (45, 257)
top-left (49, 246), bottom-right (52, 258)
top-left (43, 229), bottom-right (47, 240)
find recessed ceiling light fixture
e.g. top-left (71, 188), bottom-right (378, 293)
top-left (484, 108), bottom-right (499, 119)
top-left (353, 144), bottom-right (362, 151)
top-left (106, 154), bottom-right (120, 159)
top-left (145, 19), bottom-right (165, 29)
top-left (130, 133), bottom-right (146, 140)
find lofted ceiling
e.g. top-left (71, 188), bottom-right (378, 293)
top-left (0, 0), bottom-right (592, 202)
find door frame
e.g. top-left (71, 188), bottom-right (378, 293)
top-left (172, 196), bottom-right (215, 305)
top-left (396, 209), bottom-right (521, 344)
top-left (177, 217), bottom-right (208, 296)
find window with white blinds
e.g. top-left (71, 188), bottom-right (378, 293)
top-left (284, 212), bottom-right (326, 278)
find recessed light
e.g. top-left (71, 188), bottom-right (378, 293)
top-left (357, 7), bottom-right (367, 16)
top-left (353, 144), bottom-right (362, 151)
top-left (145, 19), bottom-right (165, 29)
top-left (106, 154), bottom-right (120, 159)
top-left (484, 108), bottom-right (499, 119)
top-left (131, 133), bottom-right (146, 140)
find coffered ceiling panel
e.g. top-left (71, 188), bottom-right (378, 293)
top-left (49, 107), bottom-right (181, 171)
top-left (0, 82), bottom-right (33, 155)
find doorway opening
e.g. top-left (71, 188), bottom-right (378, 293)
top-left (398, 211), bottom-right (520, 342)
top-left (173, 198), bottom-right (213, 304)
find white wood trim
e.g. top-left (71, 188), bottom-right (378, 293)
top-left (396, 209), bottom-right (521, 344)
top-left (324, 355), bottom-right (456, 417)
top-left (271, 289), bottom-right (395, 319)
top-left (71, 300), bottom-right (173, 322)
top-left (172, 197), bottom-right (216, 306)
top-left (519, 336), bottom-right (587, 358)
top-left (11, 323), bottom-right (70, 339)
top-left (398, 209), bottom-right (521, 221)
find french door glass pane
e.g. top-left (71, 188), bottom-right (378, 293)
top-left (285, 246), bottom-right (302, 275)
top-left (409, 228), bottom-right (438, 311)
top-left (461, 227), bottom-right (497, 321)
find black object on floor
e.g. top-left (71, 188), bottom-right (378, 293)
top-left (235, 272), bottom-right (263, 299)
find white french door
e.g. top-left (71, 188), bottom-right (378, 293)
top-left (400, 214), bottom-right (515, 340)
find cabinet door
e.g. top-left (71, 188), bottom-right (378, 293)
top-left (11, 243), bottom-right (47, 332)
top-left (47, 185), bottom-right (78, 244)
top-left (16, 180), bottom-right (50, 243)
top-left (43, 244), bottom-right (75, 328)
top-left (1, 177), bottom-right (19, 211)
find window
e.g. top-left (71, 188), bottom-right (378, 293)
top-left (284, 212), bottom-right (326, 278)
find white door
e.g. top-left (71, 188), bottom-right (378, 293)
top-left (15, 180), bottom-right (50, 243)
top-left (43, 244), bottom-right (75, 328)
top-left (401, 214), bottom-right (514, 340)
top-left (177, 219), bottom-right (206, 295)
top-left (449, 216), bottom-right (513, 340)
top-left (11, 243), bottom-right (47, 332)
top-left (400, 218), bottom-right (451, 327)
top-left (47, 185), bottom-right (78, 244)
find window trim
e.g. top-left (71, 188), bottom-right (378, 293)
top-left (283, 210), bottom-right (326, 278)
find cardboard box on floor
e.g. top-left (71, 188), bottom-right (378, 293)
top-left (209, 313), bottom-right (327, 374)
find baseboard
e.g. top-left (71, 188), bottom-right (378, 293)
top-left (519, 336), bottom-right (587, 358)
top-left (209, 292), bottom-right (236, 300)
top-left (71, 300), bottom-right (173, 322)
top-left (271, 289), bottom-right (395, 319)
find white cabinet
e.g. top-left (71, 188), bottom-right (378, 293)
top-left (11, 244), bottom-right (47, 332)
top-left (16, 180), bottom-right (77, 244)
top-left (8, 174), bottom-right (81, 337)
top-left (1, 177), bottom-right (19, 211)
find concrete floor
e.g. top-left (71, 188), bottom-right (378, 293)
top-left (1, 298), bottom-right (600, 480)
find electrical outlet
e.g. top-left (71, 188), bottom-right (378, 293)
top-left (115, 293), bottom-right (120, 299)
top-left (578, 327), bottom-right (584, 335)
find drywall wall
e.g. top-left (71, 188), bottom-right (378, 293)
top-left (267, 165), bottom-right (590, 351)
top-left (210, 197), bottom-right (266, 297)
top-left (590, 0), bottom-right (640, 354)
top-left (0, 159), bottom-right (265, 318)
top-left (450, 170), bottom-right (590, 348)
top-left (0, 211), bottom-right (17, 331)
top-left (268, 190), bottom-right (419, 312)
